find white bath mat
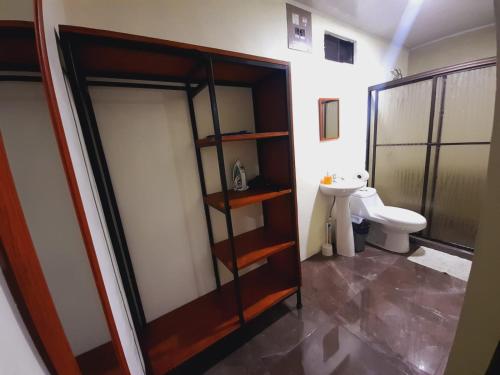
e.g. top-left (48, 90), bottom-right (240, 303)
top-left (407, 246), bottom-right (472, 282)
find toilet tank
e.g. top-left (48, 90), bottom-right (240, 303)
top-left (350, 187), bottom-right (384, 217)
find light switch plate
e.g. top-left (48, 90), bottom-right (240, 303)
top-left (286, 3), bottom-right (312, 53)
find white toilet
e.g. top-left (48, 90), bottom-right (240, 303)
top-left (350, 187), bottom-right (427, 253)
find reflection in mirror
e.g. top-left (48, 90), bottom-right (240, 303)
top-left (0, 4), bottom-right (120, 374)
top-left (319, 98), bottom-right (339, 140)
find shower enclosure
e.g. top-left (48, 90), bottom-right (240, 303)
top-left (366, 57), bottom-right (496, 250)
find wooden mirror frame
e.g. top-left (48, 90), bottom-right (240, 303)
top-left (318, 98), bottom-right (339, 141)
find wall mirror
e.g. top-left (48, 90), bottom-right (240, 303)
top-left (319, 98), bottom-right (339, 140)
top-left (0, 6), bottom-right (124, 373)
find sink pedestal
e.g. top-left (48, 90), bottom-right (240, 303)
top-left (319, 178), bottom-right (365, 258)
top-left (335, 196), bottom-right (355, 257)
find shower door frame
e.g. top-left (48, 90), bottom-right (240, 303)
top-left (366, 56), bottom-right (496, 251)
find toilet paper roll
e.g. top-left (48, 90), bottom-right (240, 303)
top-left (354, 170), bottom-right (370, 181)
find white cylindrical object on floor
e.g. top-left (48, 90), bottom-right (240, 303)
top-left (322, 243), bottom-right (333, 256)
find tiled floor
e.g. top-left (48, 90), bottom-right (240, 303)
top-left (204, 246), bottom-right (467, 375)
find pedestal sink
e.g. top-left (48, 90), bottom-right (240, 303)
top-left (320, 178), bottom-right (366, 257)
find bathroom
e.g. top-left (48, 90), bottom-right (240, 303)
top-left (1, 0), bottom-right (499, 374)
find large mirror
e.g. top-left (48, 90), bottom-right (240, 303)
top-left (0, 2), bottom-right (122, 373)
top-left (319, 98), bottom-right (339, 140)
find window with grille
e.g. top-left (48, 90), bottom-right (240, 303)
top-left (324, 33), bottom-right (354, 64)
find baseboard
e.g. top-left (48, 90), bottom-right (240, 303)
top-left (410, 235), bottom-right (473, 261)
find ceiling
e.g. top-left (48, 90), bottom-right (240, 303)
top-left (297, 0), bottom-right (495, 48)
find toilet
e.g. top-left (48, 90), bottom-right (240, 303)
top-left (350, 187), bottom-right (426, 253)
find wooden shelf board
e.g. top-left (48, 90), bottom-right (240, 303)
top-left (59, 26), bottom-right (286, 84)
top-left (204, 187), bottom-right (292, 211)
top-left (143, 264), bottom-right (297, 375)
top-left (76, 341), bottom-right (120, 375)
top-left (212, 226), bottom-right (295, 271)
top-left (196, 131), bottom-right (288, 147)
top-left (240, 264), bottom-right (298, 321)
top-left (0, 21), bottom-right (40, 72)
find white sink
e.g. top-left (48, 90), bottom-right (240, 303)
top-left (320, 179), bottom-right (366, 197)
top-left (320, 178), bottom-right (365, 257)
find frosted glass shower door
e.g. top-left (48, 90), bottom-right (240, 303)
top-left (428, 67), bottom-right (495, 248)
top-left (368, 64), bottom-right (495, 249)
top-left (429, 145), bottom-right (490, 247)
top-left (373, 80), bottom-right (433, 212)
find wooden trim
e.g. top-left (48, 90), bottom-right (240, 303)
top-left (0, 136), bottom-right (81, 375)
top-left (0, 20), bottom-right (35, 29)
top-left (58, 24), bottom-right (289, 67)
top-left (33, 1), bottom-right (132, 374)
top-left (318, 98), bottom-right (340, 142)
top-left (0, 20), bottom-right (40, 72)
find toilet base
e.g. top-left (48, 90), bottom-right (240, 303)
top-left (367, 222), bottom-right (410, 253)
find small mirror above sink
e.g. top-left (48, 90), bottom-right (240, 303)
top-left (318, 98), bottom-right (339, 141)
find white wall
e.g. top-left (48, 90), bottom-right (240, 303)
top-left (408, 25), bottom-right (496, 75)
top-left (89, 85), bottom-right (265, 320)
top-left (0, 0), bottom-right (33, 21)
top-left (444, 7), bottom-right (500, 374)
top-left (0, 82), bottom-right (111, 355)
top-left (52, 0), bottom-right (407, 261)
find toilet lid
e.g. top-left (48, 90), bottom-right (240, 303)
top-left (352, 187), bottom-right (377, 198)
top-left (377, 206), bottom-right (426, 225)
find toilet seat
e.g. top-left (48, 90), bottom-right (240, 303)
top-left (376, 206), bottom-right (426, 226)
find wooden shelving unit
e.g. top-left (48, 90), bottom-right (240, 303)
top-left (212, 227), bottom-right (295, 271)
top-left (143, 264), bottom-right (297, 375)
top-left (204, 186), bottom-right (292, 211)
top-left (196, 131), bottom-right (288, 147)
top-left (59, 25), bottom-right (301, 374)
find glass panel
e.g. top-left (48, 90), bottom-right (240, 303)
top-left (0, 81), bottom-right (117, 371)
top-left (374, 145), bottom-right (427, 213)
top-left (423, 146), bottom-right (437, 221)
top-left (440, 67), bottom-right (496, 143)
top-left (324, 100), bottom-right (339, 138)
top-left (430, 144), bottom-right (490, 248)
top-left (377, 80), bottom-right (433, 144)
top-left (431, 77), bottom-right (444, 142)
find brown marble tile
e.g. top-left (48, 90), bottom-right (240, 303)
top-left (301, 254), bottom-right (370, 314)
top-left (343, 246), bottom-right (401, 267)
top-left (264, 324), bottom-right (423, 375)
top-left (376, 258), bottom-right (467, 321)
top-left (204, 248), bottom-right (465, 375)
top-left (335, 280), bottom-right (457, 374)
top-left (328, 250), bottom-right (398, 282)
top-left (434, 355), bottom-right (449, 375)
top-left (203, 341), bottom-right (269, 375)
top-left (250, 295), bottom-right (332, 360)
